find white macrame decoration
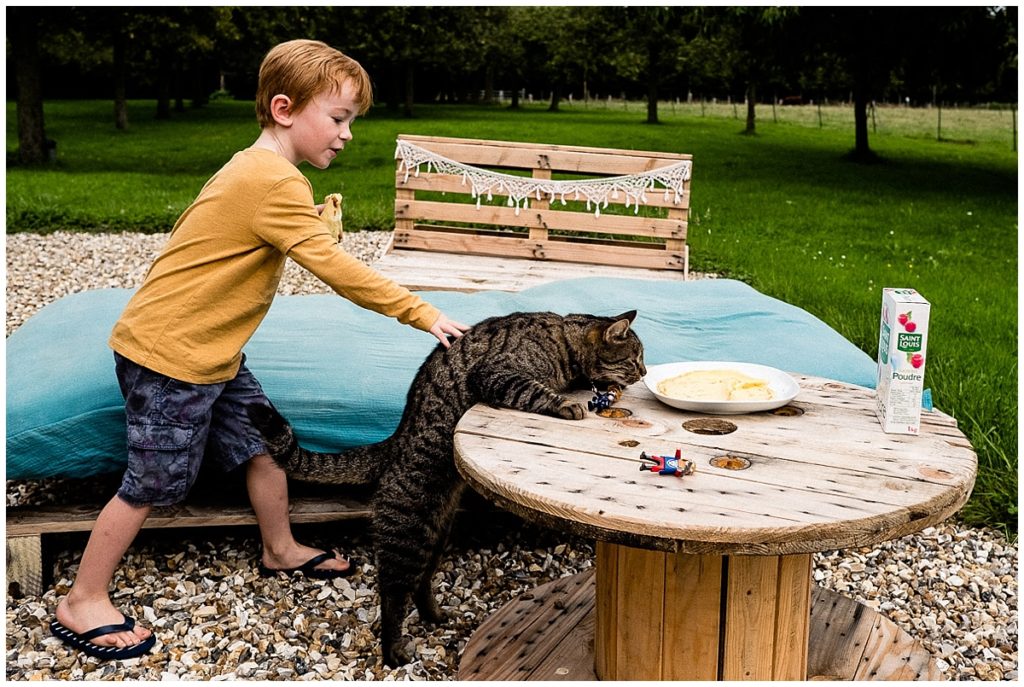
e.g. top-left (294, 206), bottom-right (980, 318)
top-left (395, 139), bottom-right (691, 218)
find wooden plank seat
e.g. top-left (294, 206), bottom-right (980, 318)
top-left (6, 134), bottom-right (696, 597)
top-left (5, 476), bottom-right (373, 598)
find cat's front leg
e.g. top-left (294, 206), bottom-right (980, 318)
top-left (412, 484), bottom-right (463, 626)
top-left (413, 578), bottom-right (445, 626)
top-left (378, 587), bottom-right (412, 667)
top-left (468, 366), bottom-right (586, 420)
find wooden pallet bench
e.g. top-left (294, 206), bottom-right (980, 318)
top-left (374, 134), bottom-right (693, 291)
top-left (6, 134), bottom-right (694, 598)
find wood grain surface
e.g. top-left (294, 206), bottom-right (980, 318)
top-left (454, 375), bottom-right (976, 555)
top-left (373, 245), bottom-right (687, 293)
top-left (389, 134), bottom-right (691, 277)
top-left (458, 570), bottom-right (944, 681)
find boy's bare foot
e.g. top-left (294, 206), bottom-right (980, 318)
top-left (55, 594), bottom-right (152, 648)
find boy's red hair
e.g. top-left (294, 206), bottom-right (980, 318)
top-left (255, 39), bottom-right (373, 128)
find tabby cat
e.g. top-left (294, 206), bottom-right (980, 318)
top-left (248, 309), bottom-right (645, 666)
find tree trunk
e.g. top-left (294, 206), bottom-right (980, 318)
top-left (745, 82), bottom-right (757, 134)
top-left (403, 61), bottom-right (415, 118)
top-left (483, 64), bottom-right (495, 103)
top-left (646, 80), bottom-right (659, 124)
top-left (191, 59), bottom-right (210, 109)
top-left (385, 64), bottom-right (401, 113)
top-left (646, 41), bottom-right (660, 124)
top-left (113, 32), bottom-right (128, 130)
top-left (155, 52), bottom-right (172, 120)
top-left (548, 84), bottom-right (562, 112)
top-left (10, 9), bottom-right (48, 164)
top-left (852, 89), bottom-right (872, 160)
top-left (174, 63), bottom-right (186, 113)
top-left (509, 75), bottom-right (521, 110)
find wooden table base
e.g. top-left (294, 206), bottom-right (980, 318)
top-left (458, 568), bottom-right (943, 681)
top-left (595, 542), bottom-right (811, 680)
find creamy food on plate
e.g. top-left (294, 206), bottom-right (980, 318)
top-left (657, 369), bottom-right (775, 402)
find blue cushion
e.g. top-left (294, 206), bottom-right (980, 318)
top-left (6, 278), bottom-right (876, 480)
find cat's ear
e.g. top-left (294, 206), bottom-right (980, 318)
top-left (604, 311), bottom-right (637, 343)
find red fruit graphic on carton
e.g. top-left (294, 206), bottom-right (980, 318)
top-left (898, 311), bottom-right (917, 332)
top-left (876, 289), bottom-right (930, 435)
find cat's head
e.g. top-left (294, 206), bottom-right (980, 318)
top-left (581, 310), bottom-right (646, 388)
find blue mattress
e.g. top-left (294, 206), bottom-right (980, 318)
top-left (6, 278), bottom-right (876, 480)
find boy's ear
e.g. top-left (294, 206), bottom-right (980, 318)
top-left (269, 94), bottom-right (294, 126)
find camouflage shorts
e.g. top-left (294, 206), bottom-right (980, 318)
top-left (113, 352), bottom-right (273, 507)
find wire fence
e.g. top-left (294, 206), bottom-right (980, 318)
top-left (503, 93), bottom-right (1018, 150)
top-left (670, 100), bottom-right (1017, 149)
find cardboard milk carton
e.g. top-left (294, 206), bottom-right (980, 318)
top-left (875, 288), bottom-right (930, 434)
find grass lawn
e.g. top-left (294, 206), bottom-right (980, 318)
top-left (6, 99), bottom-right (1018, 536)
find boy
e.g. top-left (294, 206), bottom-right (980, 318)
top-left (51, 39), bottom-right (469, 659)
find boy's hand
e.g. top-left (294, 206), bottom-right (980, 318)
top-left (430, 314), bottom-right (470, 348)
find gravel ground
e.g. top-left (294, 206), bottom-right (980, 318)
top-left (5, 231), bottom-right (1018, 681)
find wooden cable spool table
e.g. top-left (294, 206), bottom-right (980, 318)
top-left (453, 375), bottom-right (977, 681)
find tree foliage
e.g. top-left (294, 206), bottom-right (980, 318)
top-left (698, 7), bottom-right (799, 134)
top-left (604, 7), bottom-right (701, 123)
top-left (7, 6), bottom-right (1017, 162)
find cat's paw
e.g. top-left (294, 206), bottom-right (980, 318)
top-left (417, 602), bottom-right (447, 626)
top-left (382, 642), bottom-right (412, 668)
top-left (555, 401), bottom-right (587, 420)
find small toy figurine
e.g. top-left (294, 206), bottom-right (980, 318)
top-left (639, 449), bottom-right (696, 477)
top-left (321, 193), bottom-right (344, 242)
top-left (589, 385), bottom-right (623, 412)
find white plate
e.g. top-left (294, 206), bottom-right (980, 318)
top-left (643, 361), bottom-right (800, 415)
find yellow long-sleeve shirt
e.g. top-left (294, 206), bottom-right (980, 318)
top-left (109, 147), bottom-right (440, 384)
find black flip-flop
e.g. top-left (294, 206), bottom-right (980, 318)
top-left (49, 614), bottom-right (155, 660)
top-left (258, 551), bottom-right (359, 580)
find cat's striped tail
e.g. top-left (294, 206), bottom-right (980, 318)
top-left (246, 403), bottom-right (384, 485)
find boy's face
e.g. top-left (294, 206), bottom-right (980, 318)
top-left (288, 82), bottom-right (360, 169)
